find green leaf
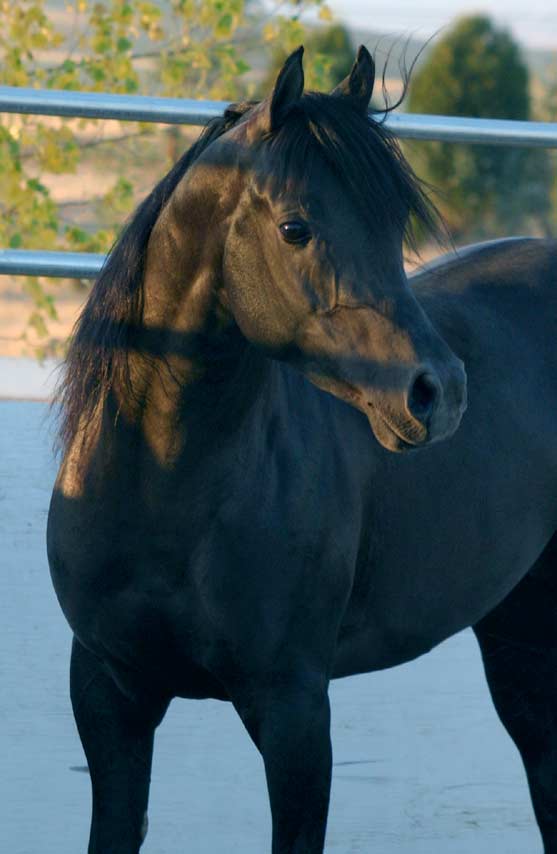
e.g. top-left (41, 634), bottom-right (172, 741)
top-left (27, 178), bottom-right (48, 195)
top-left (117, 36), bottom-right (132, 53)
top-left (216, 14), bottom-right (233, 37)
top-left (90, 65), bottom-right (106, 81)
top-left (28, 310), bottom-right (49, 339)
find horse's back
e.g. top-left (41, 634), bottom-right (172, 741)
top-left (414, 237), bottom-right (557, 411)
top-left (413, 237), bottom-right (557, 320)
top-left (412, 236), bottom-right (555, 288)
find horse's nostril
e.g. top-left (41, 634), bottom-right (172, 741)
top-left (407, 372), bottom-right (439, 422)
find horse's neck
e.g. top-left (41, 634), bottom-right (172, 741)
top-left (118, 180), bottom-right (268, 466)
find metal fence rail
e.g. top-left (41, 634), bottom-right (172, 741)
top-left (2, 85), bottom-right (557, 146)
top-left (1, 84), bottom-right (557, 279)
top-left (0, 85), bottom-right (230, 127)
top-left (0, 249), bottom-right (104, 279)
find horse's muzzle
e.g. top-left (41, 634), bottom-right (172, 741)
top-left (365, 358), bottom-right (468, 452)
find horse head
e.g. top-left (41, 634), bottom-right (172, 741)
top-left (205, 46), bottom-right (467, 452)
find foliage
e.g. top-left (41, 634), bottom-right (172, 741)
top-left (407, 15), bottom-right (552, 240)
top-left (0, 0), bottom-right (333, 355)
top-left (259, 22), bottom-right (354, 96)
top-left (540, 62), bottom-right (557, 122)
top-left (537, 60), bottom-right (557, 224)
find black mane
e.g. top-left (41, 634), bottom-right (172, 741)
top-left (54, 102), bottom-right (254, 452)
top-left (55, 89), bottom-right (441, 453)
top-left (267, 92), bottom-right (441, 251)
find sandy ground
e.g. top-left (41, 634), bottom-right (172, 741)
top-left (0, 398), bottom-right (544, 853)
top-left (0, 278), bottom-right (86, 358)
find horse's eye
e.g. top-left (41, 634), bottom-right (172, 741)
top-left (279, 221), bottom-right (311, 245)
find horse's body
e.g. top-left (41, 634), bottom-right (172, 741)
top-left (51, 235), bottom-right (557, 684)
top-left (47, 47), bottom-right (557, 854)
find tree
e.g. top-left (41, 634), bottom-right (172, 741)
top-left (538, 60), bottom-right (557, 226)
top-left (0, 0), bottom-right (333, 356)
top-left (407, 15), bottom-right (552, 240)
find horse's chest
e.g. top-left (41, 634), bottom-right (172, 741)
top-left (51, 469), bottom-right (353, 698)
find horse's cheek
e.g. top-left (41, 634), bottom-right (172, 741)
top-left (223, 241), bottom-right (299, 352)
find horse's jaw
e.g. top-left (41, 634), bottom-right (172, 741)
top-left (363, 399), bottom-right (465, 453)
top-left (293, 305), bottom-right (467, 453)
top-left (302, 366), bottom-right (465, 453)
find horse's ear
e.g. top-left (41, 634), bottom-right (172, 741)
top-left (331, 45), bottom-right (375, 113)
top-left (266, 46), bottom-right (305, 131)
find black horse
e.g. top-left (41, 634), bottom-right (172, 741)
top-left (48, 46), bottom-right (557, 853)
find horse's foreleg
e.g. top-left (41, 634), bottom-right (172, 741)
top-left (474, 536), bottom-right (557, 854)
top-left (70, 637), bottom-right (169, 854)
top-left (232, 673), bottom-right (332, 854)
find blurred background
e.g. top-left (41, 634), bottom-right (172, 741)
top-left (0, 0), bottom-right (556, 360)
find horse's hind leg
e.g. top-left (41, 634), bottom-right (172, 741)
top-left (70, 637), bottom-right (169, 854)
top-left (473, 534), bottom-right (557, 853)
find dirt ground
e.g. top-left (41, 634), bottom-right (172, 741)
top-left (0, 276), bottom-right (86, 357)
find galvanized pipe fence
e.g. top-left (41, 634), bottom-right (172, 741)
top-left (1, 84), bottom-right (557, 280)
